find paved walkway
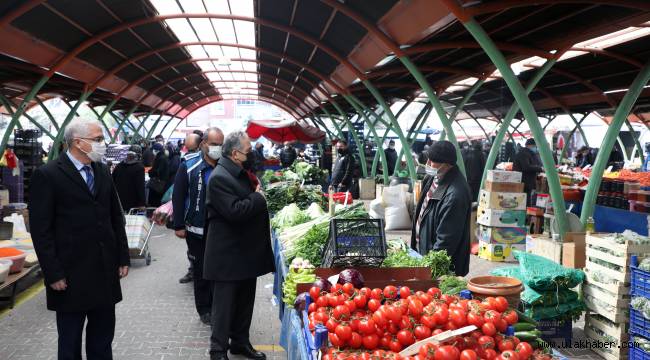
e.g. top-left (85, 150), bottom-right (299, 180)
top-left (0, 226), bottom-right (283, 360)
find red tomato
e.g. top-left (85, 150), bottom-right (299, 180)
top-left (478, 335), bottom-right (495, 349)
top-left (372, 311), bottom-right (387, 328)
top-left (408, 298), bottom-right (424, 317)
top-left (359, 287), bottom-right (371, 296)
top-left (385, 305), bottom-right (403, 323)
top-left (483, 349), bottom-right (497, 360)
top-left (502, 310), bottom-right (518, 325)
top-left (434, 345), bottom-right (460, 360)
top-left (350, 318), bottom-right (360, 332)
top-left (328, 294), bottom-right (341, 307)
top-left (335, 324), bottom-right (352, 342)
top-left (368, 298), bottom-right (381, 312)
top-left (316, 296), bottom-right (329, 308)
top-left (484, 310), bottom-right (501, 325)
top-left (450, 308), bottom-right (467, 327)
top-left (326, 318), bottom-right (339, 332)
top-left (309, 286), bottom-right (321, 300)
top-left (333, 305), bottom-right (351, 320)
top-left (419, 343), bottom-right (438, 358)
top-left (494, 296), bottom-right (509, 313)
top-left (344, 299), bottom-right (357, 313)
top-left (370, 288), bottom-right (383, 300)
top-left (397, 329), bottom-right (415, 346)
top-left (496, 318), bottom-right (508, 333)
top-left (308, 303), bottom-right (317, 314)
top-left (414, 325), bottom-right (431, 340)
top-left (433, 329), bottom-right (444, 336)
top-left (384, 286), bottom-right (398, 299)
top-left (331, 284), bottom-right (343, 293)
top-left (515, 342), bottom-right (533, 360)
top-left (342, 283), bottom-right (355, 295)
top-left (497, 350), bottom-right (519, 360)
top-left (358, 318), bottom-right (376, 335)
top-left (380, 335), bottom-right (392, 349)
top-left (399, 286), bottom-right (411, 299)
top-left (398, 315), bottom-right (411, 330)
top-left (362, 333), bottom-right (380, 350)
top-left (427, 287), bottom-right (442, 299)
top-left (314, 312), bottom-right (328, 323)
top-left (420, 314), bottom-right (437, 329)
top-left (498, 338), bottom-right (516, 352)
top-left (460, 349), bottom-right (478, 360)
top-left (481, 322), bottom-right (497, 336)
top-left (433, 306), bottom-right (449, 324)
top-left (467, 312), bottom-right (484, 328)
top-left (440, 294), bottom-right (454, 305)
top-left (329, 333), bottom-right (344, 347)
top-left (353, 294), bottom-right (367, 309)
top-left (418, 292), bottom-right (433, 306)
top-left (348, 332), bottom-right (362, 348)
top-left (389, 339), bottom-right (403, 353)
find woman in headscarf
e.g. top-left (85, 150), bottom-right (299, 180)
top-left (112, 145), bottom-right (146, 212)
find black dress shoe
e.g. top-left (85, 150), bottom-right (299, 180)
top-left (200, 313), bottom-right (211, 325)
top-left (230, 344), bottom-right (266, 360)
top-left (210, 353), bottom-right (229, 360)
top-left (179, 271), bottom-right (193, 283)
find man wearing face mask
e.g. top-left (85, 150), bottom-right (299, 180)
top-left (280, 141), bottom-right (297, 168)
top-left (411, 141), bottom-right (471, 276)
top-left (29, 119), bottom-right (130, 359)
top-left (204, 131), bottom-right (274, 360)
top-left (331, 140), bottom-right (356, 192)
top-left (513, 138), bottom-right (543, 203)
top-left (384, 140), bottom-right (398, 176)
top-left (172, 127), bottom-right (224, 325)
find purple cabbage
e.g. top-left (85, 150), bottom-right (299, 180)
top-left (312, 277), bottom-right (332, 293)
top-left (294, 292), bottom-right (308, 312)
top-left (337, 269), bottom-right (365, 289)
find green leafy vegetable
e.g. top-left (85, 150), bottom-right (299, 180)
top-left (439, 275), bottom-right (467, 295)
top-left (381, 249), bottom-right (452, 280)
top-left (271, 203), bottom-right (310, 231)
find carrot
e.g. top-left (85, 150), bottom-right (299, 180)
top-left (0, 247), bottom-right (24, 257)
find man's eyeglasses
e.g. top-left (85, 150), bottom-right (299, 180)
top-left (77, 136), bottom-right (105, 143)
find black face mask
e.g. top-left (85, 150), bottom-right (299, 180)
top-left (242, 151), bottom-right (255, 170)
top-left (338, 148), bottom-right (347, 155)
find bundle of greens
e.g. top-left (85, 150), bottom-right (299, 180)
top-left (271, 203), bottom-right (310, 231)
top-left (381, 249), bottom-right (452, 280)
top-left (291, 161), bottom-right (326, 184)
top-left (261, 170), bottom-right (283, 184)
top-left (439, 275), bottom-right (467, 295)
top-left (266, 182), bottom-right (327, 214)
top-left (305, 203), bottom-right (325, 219)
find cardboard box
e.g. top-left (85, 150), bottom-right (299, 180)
top-left (477, 225), bottom-right (527, 244)
top-left (484, 181), bottom-right (525, 193)
top-left (477, 208), bottom-right (526, 227)
top-left (478, 241), bottom-right (525, 262)
top-left (562, 232), bottom-right (586, 268)
top-left (486, 170), bottom-right (522, 183)
top-left (526, 234), bottom-right (562, 263)
top-left (478, 190), bottom-right (527, 210)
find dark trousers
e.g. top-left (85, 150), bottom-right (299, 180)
top-left (56, 306), bottom-right (116, 360)
top-left (186, 231), bottom-right (212, 315)
top-left (209, 278), bottom-right (257, 355)
top-left (185, 238), bottom-right (193, 273)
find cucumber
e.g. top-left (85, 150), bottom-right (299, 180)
top-left (513, 322), bottom-right (537, 332)
top-left (514, 330), bottom-right (542, 342)
top-left (514, 309), bottom-right (538, 325)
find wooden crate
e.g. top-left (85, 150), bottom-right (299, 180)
top-left (586, 233), bottom-right (650, 283)
top-left (584, 321), bottom-right (629, 360)
top-left (584, 282), bottom-right (630, 323)
top-left (586, 312), bottom-right (629, 343)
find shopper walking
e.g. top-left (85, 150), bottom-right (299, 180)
top-left (147, 142), bottom-right (169, 207)
top-left (29, 119), bottom-right (130, 360)
top-left (513, 138), bottom-right (543, 202)
top-left (411, 141), bottom-right (471, 276)
top-left (280, 141), bottom-right (297, 168)
top-left (384, 140), bottom-right (398, 176)
top-left (112, 145), bottom-right (146, 212)
top-left (331, 140), bottom-right (356, 192)
top-left (172, 127), bottom-right (224, 325)
top-left (204, 131), bottom-right (274, 360)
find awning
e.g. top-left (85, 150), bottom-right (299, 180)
top-left (246, 119), bottom-right (325, 144)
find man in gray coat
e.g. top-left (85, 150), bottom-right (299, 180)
top-left (411, 141), bottom-right (471, 276)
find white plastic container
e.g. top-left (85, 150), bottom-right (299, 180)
top-left (0, 258), bottom-right (12, 284)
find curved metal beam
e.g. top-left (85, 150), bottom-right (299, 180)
top-left (403, 41), bottom-right (554, 59)
top-left (464, 1), bottom-right (650, 19)
top-left (181, 94), bottom-right (302, 120)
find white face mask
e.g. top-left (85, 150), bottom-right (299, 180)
top-left (79, 139), bottom-right (106, 162)
top-left (424, 165), bottom-right (438, 177)
top-left (207, 145), bottom-right (222, 160)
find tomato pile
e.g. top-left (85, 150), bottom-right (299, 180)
top-left (306, 284), bottom-right (543, 360)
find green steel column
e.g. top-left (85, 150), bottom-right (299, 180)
top-left (311, 116), bottom-right (335, 140)
top-left (559, 114), bottom-right (589, 163)
top-left (157, 116), bottom-right (176, 137)
top-left (35, 98), bottom-right (59, 130)
top-left (48, 92), bottom-right (92, 161)
top-left (166, 118), bottom-right (185, 139)
top-left (463, 20), bottom-right (569, 235)
top-left (87, 106), bottom-right (114, 141)
top-left (0, 77), bottom-right (50, 156)
top-left (111, 106), bottom-right (138, 143)
top-left (145, 113), bottom-right (168, 141)
top-left (0, 94), bottom-right (54, 139)
top-left (398, 57), bottom-right (465, 175)
top-left (320, 108), bottom-right (346, 140)
top-left (344, 95), bottom-right (390, 184)
top-left (362, 80), bottom-right (417, 181)
top-left (130, 111), bottom-right (154, 144)
top-left (394, 104), bottom-right (433, 175)
top-left (582, 62), bottom-right (650, 223)
top-left (479, 59), bottom-right (557, 192)
top-left (329, 100), bottom-right (368, 178)
top-left (437, 79), bottom-right (487, 144)
top-left (625, 118), bottom-right (644, 163)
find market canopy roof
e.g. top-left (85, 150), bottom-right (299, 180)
top-left (0, 1), bottom-right (649, 125)
top-left (246, 119), bottom-right (325, 144)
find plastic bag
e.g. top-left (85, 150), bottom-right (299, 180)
top-left (152, 201), bottom-right (173, 226)
top-left (513, 250), bottom-right (585, 291)
top-left (384, 205), bottom-right (412, 230)
top-left (369, 198), bottom-right (385, 219)
top-left (381, 184), bottom-right (408, 208)
top-left (491, 266), bottom-right (580, 306)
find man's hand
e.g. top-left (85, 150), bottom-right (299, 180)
top-left (50, 279), bottom-right (67, 291)
top-left (175, 229), bottom-right (186, 238)
top-left (119, 266), bottom-right (129, 279)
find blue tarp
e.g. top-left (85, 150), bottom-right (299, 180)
top-left (568, 201), bottom-right (648, 236)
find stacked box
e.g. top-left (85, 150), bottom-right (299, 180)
top-left (478, 171), bottom-right (527, 262)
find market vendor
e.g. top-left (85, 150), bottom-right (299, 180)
top-left (172, 127), bottom-right (224, 326)
top-left (411, 140), bottom-right (471, 276)
top-left (513, 138), bottom-right (543, 203)
top-left (331, 140), bottom-right (356, 192)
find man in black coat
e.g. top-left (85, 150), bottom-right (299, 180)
top-left (30, 119), bottom-right (130, 360)
top-left (513, 138), bottom-right (543, 202)
top-left (279, 141), bottom-right (297, 168)
top-left (384, 140), bottom-right (398, 176)
top-left (112, 145), bottom-right (146, 212)
top-left (411, 141), bottom-right (471, 276)
top-left (204, 131), bottom-right (274, 360)
top-left (463, 142), bottom-right (487, 201)
top-left (331, 140), bottom-right (356, 192)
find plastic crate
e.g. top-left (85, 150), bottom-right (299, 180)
top-left (631, 308), bottom-right (650, 340)
top-left (321, 218), bottom-right (386, 268)
top-left (536, 318), bottom-right (572, 345)
top-left (630, 338), bottom-right (650, 360)
top-left (631, 255), bottom-right (650, 298)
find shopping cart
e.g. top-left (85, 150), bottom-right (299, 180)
top-left (125, 208), bottom-right (156, 265)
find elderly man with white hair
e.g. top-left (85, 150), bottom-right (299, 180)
top-left (30, 118), bottom-right (130, 360)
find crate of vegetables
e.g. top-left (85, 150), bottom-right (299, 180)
top-left (584, 320), bottom-right (630, 360)
top-left (630, 336), bottom-right (650, 360)
top-left (586, 233), bottom-right (650, 284)
top-left (321, 219), bottom-right (386, 268)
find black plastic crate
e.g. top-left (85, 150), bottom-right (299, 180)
top-left (321, 218), bottom-right (386, 267)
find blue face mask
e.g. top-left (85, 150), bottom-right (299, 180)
top-left (530, 146), bottom-right (538, 153)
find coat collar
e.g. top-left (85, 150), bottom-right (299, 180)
top-left (57, 153), bottom-right (100, 197)
top-left (430, 166), bottom-right (460, 200)
top-left (218, 156), bottom-right (245, 178)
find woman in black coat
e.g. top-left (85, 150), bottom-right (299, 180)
top-left (112, 146), bottom-right (146, 212)
top-left (147, 143), bottom-right (169, 207)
